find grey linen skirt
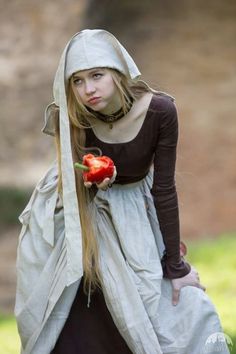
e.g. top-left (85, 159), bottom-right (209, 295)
top-left (16, 165), bottom-right (229, 354)
top-left (53, 171), bottom-right (229, 354)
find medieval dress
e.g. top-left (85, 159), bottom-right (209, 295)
top-left (15, 30), bottom-right (230, 354)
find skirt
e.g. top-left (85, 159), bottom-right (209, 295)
top-left (52, 171), bottom-right (229, 354)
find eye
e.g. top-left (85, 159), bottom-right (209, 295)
top-left (93, 72), bottom-right (103, 80)
top-left (73, 78), bottom-right (83, 86)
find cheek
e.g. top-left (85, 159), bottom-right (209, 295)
top-left (105, 77), bottom-right (118, 96)
top-left (75, 87), bottom-right (85, 101)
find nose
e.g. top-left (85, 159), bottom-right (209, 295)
top-left (85, 80), bottom-right (96, 95)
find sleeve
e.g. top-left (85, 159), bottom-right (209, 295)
top-left (151, 98), bottom-right (191, 279)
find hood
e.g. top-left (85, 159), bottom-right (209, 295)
top-left (42, 29), bottom-right (142, 285)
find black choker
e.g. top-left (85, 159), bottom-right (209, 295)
top-left (87, 97), bottom-right (134, 129)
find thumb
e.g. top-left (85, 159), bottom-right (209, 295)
top-left (172, 288), bottom-right (180, 306)
top-left (198, 283), bottom-right (206, 292)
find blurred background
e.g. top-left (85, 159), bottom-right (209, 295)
top-left (0, 0), bottom-right (235, 352)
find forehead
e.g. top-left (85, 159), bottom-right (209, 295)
top-left (73, 67), bottom-right (107, 78)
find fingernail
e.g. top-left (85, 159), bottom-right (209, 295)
top-left (173, 302), bottom-right (177, 306)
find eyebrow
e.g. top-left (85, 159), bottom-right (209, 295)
top-left (73, 68), bottom-right (105, 79)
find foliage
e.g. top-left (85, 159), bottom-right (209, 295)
top-left (0, 188), bottom-right (32, 229)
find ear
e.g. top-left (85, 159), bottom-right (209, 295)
top-left (42, 102), bottom-right (59, 137)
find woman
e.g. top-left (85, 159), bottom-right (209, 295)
top-left (15, 29), bottom-right (229, 354)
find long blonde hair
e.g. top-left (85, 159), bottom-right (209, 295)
top-left (55, 68), bottom-right (151, 293)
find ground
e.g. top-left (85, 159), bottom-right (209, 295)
top-left (0, 0), bottom-right (235, 313)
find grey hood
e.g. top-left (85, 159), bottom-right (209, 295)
top-left (42, 29), bottom-right (142, 285)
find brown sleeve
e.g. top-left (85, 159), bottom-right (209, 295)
top-left (151, 98), bottom-right (191, 279)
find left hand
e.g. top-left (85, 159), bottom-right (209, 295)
top-left (171, 266), bottom-right (206, 306)
top-left (84, 167), bottom-right (117, 191)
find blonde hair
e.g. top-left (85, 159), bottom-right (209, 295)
top-left (55, 68), bottom-right (151, 293)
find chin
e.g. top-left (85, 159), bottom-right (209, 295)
top-left (95, 105), bottom-right (110, 114)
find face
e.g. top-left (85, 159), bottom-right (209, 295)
top-left (72, 68), bottom-right (121, 114)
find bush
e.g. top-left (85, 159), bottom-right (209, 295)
top-left (0, 187), bottom-right (32, 229)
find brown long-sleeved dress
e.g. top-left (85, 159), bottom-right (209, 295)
top-left (51, 94), bottom-right (190, 354)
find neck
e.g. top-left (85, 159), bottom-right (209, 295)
top-left (99, 96), bottom-right (122, 115)
top-left (88, 97), bottom-right (133, 120)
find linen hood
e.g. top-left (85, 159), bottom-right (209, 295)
top-left (42, 29), bottom-right (142, 285)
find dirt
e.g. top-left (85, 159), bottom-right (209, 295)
top-left (0, 0), bottom-right (235, 313)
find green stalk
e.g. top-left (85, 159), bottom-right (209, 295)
top-left (74, 162), bottom-right (90, 171)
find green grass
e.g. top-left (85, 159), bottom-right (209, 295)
top-left (0, 315), bottom-right (20, 353)
top-left (187, 233), bottom-right (236, 353)
top-left (0, 233), bottom-right (235, 353)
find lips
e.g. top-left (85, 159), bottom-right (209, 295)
top-left (88, 97), bottom-right (101, 104)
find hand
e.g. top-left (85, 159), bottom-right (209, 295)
top-left (84, 167), bottom-right (117, 190)
top-left (171, 266), bottom-right (206, 306)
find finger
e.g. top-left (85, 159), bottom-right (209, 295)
top-left (96, 178), bottom-right (110, 190)
top-left (172, 288), bottom-right (180, 306)
top-left (194, 282), bottom-right (206, 292)
top-left (199, 283), bottom-right (206, 292)
top-left (97, 178), bottom-right (110, 188)
top-left (84, 181), bottom-right (92, 188)
top-left (180, 241), bottom-right (187, 257)
top-left (190, 266), bottom-right (197, 273)
top-left (110, 167), bottom-right (117, 184)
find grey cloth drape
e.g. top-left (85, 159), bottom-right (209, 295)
top-left (15, 165), bottom-right (229, 354)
